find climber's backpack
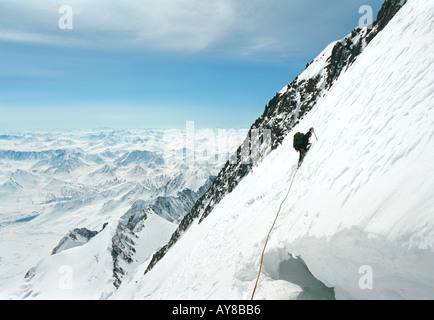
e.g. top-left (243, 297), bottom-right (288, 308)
top-left (293, 132), bottom-right (305, 151)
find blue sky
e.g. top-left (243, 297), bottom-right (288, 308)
top-left (0, 0), bottom-right (383, 131)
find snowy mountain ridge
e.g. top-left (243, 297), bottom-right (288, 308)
top-left (144, 0), bottom-right (408, 274)
top-left (114, 0), bottom-right (433, 300)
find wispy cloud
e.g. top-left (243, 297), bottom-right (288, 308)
top-left (0, 0), bottom-right (236, 52)
top-left (0, 0), bottom-right (384, 131)
top-left (0, 0), bottom-right (382, 58)
top-left (0, 29), bottom-right (84, 47)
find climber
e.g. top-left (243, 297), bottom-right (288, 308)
top-left (293, 128), bottom-right (315, 167)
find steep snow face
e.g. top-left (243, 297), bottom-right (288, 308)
top-left (143, 0), bottom-right (408, 274)
top-left (115, 0), bottom-right (434, 300)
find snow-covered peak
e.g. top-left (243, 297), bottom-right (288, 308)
top-left (279, 41), bottom-right (337, 95)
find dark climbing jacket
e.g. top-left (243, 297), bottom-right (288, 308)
top-left (293, 131), bottom-right (311, 151)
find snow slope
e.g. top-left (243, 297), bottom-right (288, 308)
top-left (114, 0), bottom-right (434, 300)
top-left (17, 225), bottom-right (115, 300)
top-left (8, 212), bottom-right (177, 300)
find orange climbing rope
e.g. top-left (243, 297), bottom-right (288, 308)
top-left (250, 166), bottom-right (299, 300)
